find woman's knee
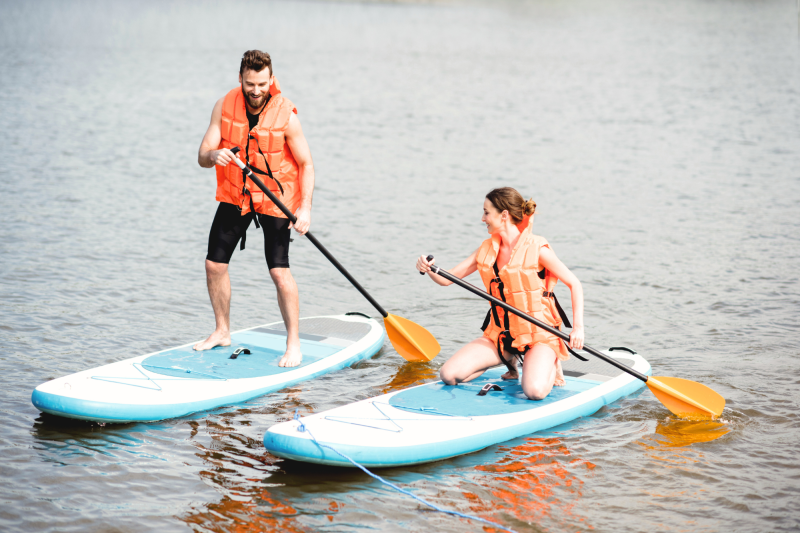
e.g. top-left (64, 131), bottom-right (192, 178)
top-left (523, 381), bottom-right (551, 401)
top-left (439, 366), bottom-right (458, 385)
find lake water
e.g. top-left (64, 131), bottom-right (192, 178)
top-left (1, 0), bottom-right (799, 531)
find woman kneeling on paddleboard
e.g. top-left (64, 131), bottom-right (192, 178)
top-left (416, 187), bottom-right (585, 400)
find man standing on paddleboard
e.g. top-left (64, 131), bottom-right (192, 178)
top-left (194, 50), bottom-right (314, 367)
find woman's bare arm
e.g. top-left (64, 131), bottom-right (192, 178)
top-left (538, 246), bottom-right (585, 349)
top-left (416, 249), bottom-right (479, 286)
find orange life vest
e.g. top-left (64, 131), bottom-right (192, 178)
top-left (215, 76), bottom-right (300, 219)
top-left (476, 215), bottom-right (570, 361)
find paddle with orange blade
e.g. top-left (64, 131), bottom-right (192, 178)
top-left (423, 255), bottom-right (724, 419)
top-left (227, 148), bottom-right (440, 362)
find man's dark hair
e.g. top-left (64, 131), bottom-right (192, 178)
top-left (239, 50), bottom-right (272, 76)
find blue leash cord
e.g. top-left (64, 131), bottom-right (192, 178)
top-left (292, 410), bottom-right (519, 533)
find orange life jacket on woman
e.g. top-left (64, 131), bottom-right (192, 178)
top-left (476, 215), bottom-right (570, 363)
top-left (215, 76), bottom-right (300, 219)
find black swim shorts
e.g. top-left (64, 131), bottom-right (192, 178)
top-left (206, 202), bottom-right (291, 269)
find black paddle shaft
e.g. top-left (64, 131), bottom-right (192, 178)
top-left (228, 147), bottom-right (388, 318)
top-left (426, 258), bottom-right (649, 382)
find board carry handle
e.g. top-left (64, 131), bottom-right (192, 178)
top-left (229, 348), bottom-right (251, 360)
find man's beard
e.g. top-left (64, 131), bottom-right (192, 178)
top-left (242, 86), bottom-right (267, 110)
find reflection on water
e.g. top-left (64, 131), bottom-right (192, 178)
top-left (380, 361), bottom-right (439, 394)
top-left (636, 417), bottom-right (730, 458)
top-left (178, 365), bottom-right (443, 530)
top-left (652, 418), bottom-right (730, 448)
top-left (184, 436), bottom-right (305, 533)
top-left (32, 413), bottom-right (159, 462)
top-left (462, 437), bottom-right (595, 530)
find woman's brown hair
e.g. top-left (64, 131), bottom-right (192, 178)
top-left (485, 187), bottom-right (536, 224)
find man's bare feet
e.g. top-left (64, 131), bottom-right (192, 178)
top-left (278, 344), bottom-right (303, 368)
top-left (554, 359), bottom-right (566, 387)
top-left (193, 330), bottom-right (231, 351)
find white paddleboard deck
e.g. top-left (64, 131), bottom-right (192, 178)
top-left (32, 314), bottom-right (385, 423)
top-left (264, 350), bottom-right (650, 467)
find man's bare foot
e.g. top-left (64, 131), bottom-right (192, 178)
top-left (193, 330), bottom-right (231, 351)
top-left (278, 345), bottom-right (303, 368)
top-left (554, 359), bottom-right (566, 387)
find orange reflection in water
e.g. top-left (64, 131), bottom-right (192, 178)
top-left (179, 387), bottom-right (343, 532)
top-left (183, 488), bottom-right (310, 533)
top-left (462, 437), bottom-right (595, 531)
top-left (652, 418), bottom-right (730, 448)
top-left (636, 417), bottom-right (730, 471)
top-left (380, 361), bottom-right (439, 394)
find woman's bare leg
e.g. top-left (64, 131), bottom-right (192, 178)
top-left (520, 344), bottom-right (559, 400)
top-left (439, 336), bottom-right (503, 385)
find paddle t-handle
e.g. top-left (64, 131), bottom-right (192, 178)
top-left (227, 146), bottom-right (387, 317)
top-left (419, 254), bottom-right (435, 275)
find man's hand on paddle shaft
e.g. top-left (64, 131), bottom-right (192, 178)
top-left (208, 148), bottom-right (236, 167)
top-left (291, 205), bottom-right (311, 235)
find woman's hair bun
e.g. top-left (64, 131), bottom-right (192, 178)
top-left (523, 198), bottom-right (537, 216)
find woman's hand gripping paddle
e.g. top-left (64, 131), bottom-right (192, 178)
top-left (226, 148), bottom-right (440, 362)
top-left (421, 255), bottom-right (725, 419)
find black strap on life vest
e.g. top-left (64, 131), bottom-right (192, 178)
top-left (237, 180), bottom-right (259, 251)
top-left (236, 136), bottom-right (261, 251)
top-left (482, 266), bottom-right (589, 364)
top-left (542, 291), bottom-right (571, 328)
top-left (235, 97), bottom-right (276, 251)
top-left (237, 135), bottom-right (285, 253)
top-left (248, 133), bottom-right (285, 196)
top-left (542, 286), bottom-right (589, 361)
top-left (539, 282), bottom-right (588, 361)
top-left (484, 262), bottom-right (524, 374)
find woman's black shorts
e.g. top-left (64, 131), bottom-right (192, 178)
top-left (206, 202), bottom-right (291, 269)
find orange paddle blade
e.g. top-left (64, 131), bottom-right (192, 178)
top-left (647, 376), bottom-right (725, 419)
top-left (383, 314), bottom-right (440, 362)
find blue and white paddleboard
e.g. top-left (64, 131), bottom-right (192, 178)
top-left (32, 314), bottom-right (385, 423)
top-left (264, 350), bottom-right (650, 467)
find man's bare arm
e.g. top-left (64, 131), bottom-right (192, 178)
top-left (284, 112), bottom-right (314, 234)
top-left (198, 97), bottom-right (235, 168)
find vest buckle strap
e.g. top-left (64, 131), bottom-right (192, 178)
top-left (545, 291), bottom-right (572, 329)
